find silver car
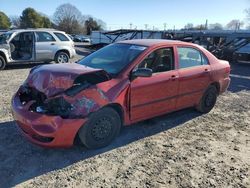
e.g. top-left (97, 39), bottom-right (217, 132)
top-left (0, 29), bottom-right (76, 70)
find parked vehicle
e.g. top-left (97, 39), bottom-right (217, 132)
top-left (11, 39), bottom-right (230, 149)
top-left (73, 35), bottom-right (91, 44)
top-left (0, 29), bottom-right (76, 69)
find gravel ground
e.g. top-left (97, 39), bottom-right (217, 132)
top-left (0, 60), bottom-right (249, 187)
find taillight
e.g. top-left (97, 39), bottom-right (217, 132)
top-left (225, 66), bottom-right (231, 74)
top-left (224, 66), bottom-right (231, 78)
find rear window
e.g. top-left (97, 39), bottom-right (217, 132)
top-left (177, 47), bottom-right (208, 69)
top-left (36, 32), bottom-right (56, 42)
top-left (54, 32), bottom-right (70, 41)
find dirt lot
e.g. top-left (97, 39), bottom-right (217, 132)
top-left (0, 60), bottom-right (249, 187)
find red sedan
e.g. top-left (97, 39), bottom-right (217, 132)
top-left (11, 39), bottom-right (230, 149)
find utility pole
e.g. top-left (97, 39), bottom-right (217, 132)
top-left (205, 19), bottom-right (208, 30)
top-left (163, 23), bottom-right (167, 31)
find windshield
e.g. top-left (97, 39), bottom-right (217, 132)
top-left (78, 43), bottom-right (147, 75)
top-left (0, 33), bottom-right (12, 44)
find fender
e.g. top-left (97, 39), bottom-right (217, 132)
top-left (0, 48), bottom-right (10, 63)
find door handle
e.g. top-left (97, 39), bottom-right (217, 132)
top-left (51, 43), bottom-right (55, 45)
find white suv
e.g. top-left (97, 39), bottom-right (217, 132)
top-left (0, 29), bottom-right (76, 70)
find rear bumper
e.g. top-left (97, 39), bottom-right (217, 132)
top-left (70, 48), bottom-right (76, 58)
top-left (219, 77), bottom-right (231, 94)
top-left (11, 93), bottom-right (87, 148)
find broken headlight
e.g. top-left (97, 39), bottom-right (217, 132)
top-left (32, 97), bottom-right (72, 118)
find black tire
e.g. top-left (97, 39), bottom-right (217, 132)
top-left (0, 56), bottom-right (6, 70)
top-left (196, 85), bottom-right (218, 113)
top-left (78, 107), bottom-right (121, 149)
top-left (55, 51), bottom-right (69, 63)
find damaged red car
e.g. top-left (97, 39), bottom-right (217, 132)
top-left (11, 39), bottom-right (230, 149)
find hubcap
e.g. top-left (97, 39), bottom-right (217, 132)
top-left (91, 117), bottom-right (112, 141)
top-left (57, 54), bottom-right (68, 63)
top-left (205, 92), bottom-right (215, 107)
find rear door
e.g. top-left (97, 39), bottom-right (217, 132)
top-left (176, 46), bottom-right (211, 109)
top-left (130, 47), bottom-right (179, 121)
top-left (35, 31), bottom-right (57, 61)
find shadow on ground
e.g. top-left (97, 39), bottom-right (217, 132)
top-left (0, 108), bottom-right (199, 187)
top-left (229, 62), bottom-right (250, 92)
top-left (5, 62), bottom-right (48, 70)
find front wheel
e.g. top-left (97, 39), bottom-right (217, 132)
top-left (78, 107), bottom-right (121, 149)
top-left (196, 85), bottom-right (218, 113)
top-left (55, 51), bottom-right (69, 63)
top-left (0, 56), bottom-right (6, 70)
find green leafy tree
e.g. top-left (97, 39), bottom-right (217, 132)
top-left (42, 16), bottom-right (51, 28)
top-left (84, 17), bottom-right (102, 35)
top-left (20, 8), bottom-right (43, 28)
top-left (0, 11), bottom-right (11, 29)
top-left (20, 8), bottom-right (52, 28)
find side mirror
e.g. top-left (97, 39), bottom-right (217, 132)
top-left (132, 68), bottom-right (152, 78)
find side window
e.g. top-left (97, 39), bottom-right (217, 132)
top-left (54, 32), bottom-right (70, 41)
top-left (138, 47), bottom-right (174, 73)
top-left (201, 54), bottom-right (209, 65)
top-left (177, 47), bottom-right (208, 69)
top-left (36, 32), bottom-right (55, 42)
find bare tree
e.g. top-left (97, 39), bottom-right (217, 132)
top-left (209, 23), bottom-right (223, 30)
top-left (53, 3), bottom-right (85, 34)
top-left (184, 23), bottom-right (194, 30)
top-left (226, 19), bottom-right (244, 30)
top-left (96, 19), bottom-right (106, 30)
top-left (10, 15), bottom-right (21, 28)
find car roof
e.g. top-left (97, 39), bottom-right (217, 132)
top-left (117, 39), bottom-right (193, 47)
top-left (6, 29), bottom-right (65, 34)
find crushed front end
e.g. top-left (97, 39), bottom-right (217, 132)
top-left (11, 85), bottom-right (87, 148)
top-left (11, 63), bottom-right (112, 148)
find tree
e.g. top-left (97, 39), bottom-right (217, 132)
top-left (209, 23), bottom-right (223, 30)
top-left (193, 24), bottom-right (206, 30)
top-left (10, 15), bottom-right (21, 28)
top-left (84, 17), bottom-right (103, 35)
top-left (226, 19), bottom-right (244, 30)
top-left (184, 23), bottom-right (194, 30)
top-left (245, 8), bottom-right (250, 28)
top-left (42, 16), bottom-right (51, 28)
top-left (19, 8), bottom-right (52, 28)
top-left (53, 3), bottom-right (84, 34)
top-left (20, 8), bottom-right (43, 28)
top-left (0, 11), bottom-right (11, 29)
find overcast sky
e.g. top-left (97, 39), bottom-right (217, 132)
top-left (0, 0), bottom-right (248, 29)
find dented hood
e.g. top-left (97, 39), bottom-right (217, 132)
top-left (26, 63), bottom-right (109, 97)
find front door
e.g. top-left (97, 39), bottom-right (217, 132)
top-left (130, 47), bottom-right (179, 121)
top-left (9, 32), bottom-right (35, 62)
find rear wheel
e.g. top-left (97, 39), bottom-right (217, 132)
top-left (78, 107), bottom-right (121, 149)
top-left (196, 85), bottom-right (218, 113)
top-left (0, 56), bottom-right (6, 70)
top-left (55, 51), bottom-right (69, 63)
